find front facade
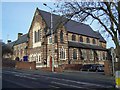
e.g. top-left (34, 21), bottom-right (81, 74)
top-left (12, 8), bottom-right (107, 68)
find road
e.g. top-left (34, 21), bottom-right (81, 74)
top-left (2, 67), bottom-right (115, 89)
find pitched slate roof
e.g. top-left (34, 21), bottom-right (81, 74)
top-left (94, 31), bottom-right (106, 43)
top-left (38, 9), bottom-right (98, 39)
top-left (7, 41), bottom-right (16, 48)
top-left (65, 20), bottom-right (98, 38)
top-left (14, 34), bottom-right (28, 46)
top-left (68, 41), bottom-right (107, 51)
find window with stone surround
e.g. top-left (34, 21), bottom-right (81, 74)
top-left (54, 35), bottom-right (57, 43)
top-left (34, 31), bottom-right (37, 43)
top-left (89, 50), bottom-right (94, 60)
top-left (86, 37), bottom-right (90, 43)
top-left (72, 34), bottom-right (76, 41)
top-left (30, 54), bottom-right (41, 63)
top-left (80, 36), bottom-right (83, 42)
top-left (93, 38), bottom-right (96, 44)
top-left (48, 36), bottom-right (52, 44)
top-left (103, 52), bottom-right (106, 60)
top-left (34, 29), bottom-right (42, 43)
top-left (60, 31), bottom-right (63, 43)
top-left (81, 49), bottom-right (87, 60)
top-left (60, 47), bottom-right (66, 60)
top-left (73, 49), bottom-right (77, 59)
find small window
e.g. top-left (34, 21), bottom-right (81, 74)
top-left (54, 35), bottom-right (57, 43)
top-left (86, 37), bottom-right (90, 43)
top-left (34, 31), bottom-right (37, 43)
top-left (80, 36), bottom-right (83, 42)
top-left (103, 52), bottom-right (106, 60)
top-left (93, 39), bottom-right (96, 44)
top-left (73, 49), bottom-right (77, 59)
top-left (72, 34), bottom-right (76, 41)
top-left (48, 37), bottom-right (52, 44)
top-left (38, 30), bottom-right (40, 41)
top-left (60, 31), bottom-right (63, 43)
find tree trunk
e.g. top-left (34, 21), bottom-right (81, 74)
top-left (116, 45), bottom-right (120, 70)
top-left (117, 1), bottom-right (120, 70)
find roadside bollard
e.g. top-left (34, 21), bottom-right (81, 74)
top-left (115, 71), bottom-right (120, 88)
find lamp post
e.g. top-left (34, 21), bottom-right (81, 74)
top-left (43, 3), bottom-right (54, 72)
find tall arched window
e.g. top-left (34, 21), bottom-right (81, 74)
top-left (54, 34), bottom-right (57, 43)
top-left (60, 47), bottom-right (65, 59)
top-left (60, 31), bottom-right (63, 43)
top-left (34, 31), bottom-right (37, 43)
top-left (80, 36), bottom-right (83, 42)
top-left (93, 39), bottom-right (96, 44)
top-left (72, 34), bottom-right (76, 41)
top-left (103, 52), bottom-right (106, 60)
top-left (86, 37), bottom-right (90, 43)
top-left (73, 49), bottom-right (77, 59)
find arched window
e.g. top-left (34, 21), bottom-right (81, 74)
top-left (93, 39), bottom-right (96, 44)
top-left (86, 37), bottom-right (90, 43)
top-left (60, 47), bottom-right (65, 59)
top-left (72, 34), bottom-right (76, 41)
top-left (60, 31), bottom-right (63, 43)
top-left (54, 34), bottom-right (57, 43)
top-left (38, 30), bottom-right (40, 41)
top-left (80, 36), bottom-right (83, 42)
top-left (73, 49), bottom-right (77, 59)
top-left (39, 55), bottom-right (41, 62)
top-left (34, 31), bottom-right (37, 43)
top-left (103, 52), bottom-right (106, 60)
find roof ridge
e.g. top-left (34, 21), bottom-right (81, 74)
top-left (38, 8), bottom-right (86, 25)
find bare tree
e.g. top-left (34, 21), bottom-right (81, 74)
top-left (54, 1), bottom-right (120, 70)
top-left (2, 42), bottom-right (13, 58)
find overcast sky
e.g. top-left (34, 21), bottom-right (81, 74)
top-left (2, 2), bottom-right (115, 48)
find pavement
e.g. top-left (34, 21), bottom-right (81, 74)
top-left (2, 67), bottom-right (116, 89)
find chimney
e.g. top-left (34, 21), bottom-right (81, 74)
top-left (18, 33), bottom-right (23, 39)
top-left (7, 40), bottom-right (11, 43)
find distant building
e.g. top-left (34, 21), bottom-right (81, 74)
top-left (10, 8), bottom-right (107, 68)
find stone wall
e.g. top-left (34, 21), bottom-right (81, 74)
top-left (15, 61), bottom-right (36, 70)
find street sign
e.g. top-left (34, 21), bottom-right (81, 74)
top-left (23, 56), bottom-right (28, 61)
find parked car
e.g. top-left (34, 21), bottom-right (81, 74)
top-left (80, 64), bottom-right (93, 71)
top-left (80, 64), bottom-right (104, 72)
top-left (95, 64), bottom-right (104, 72)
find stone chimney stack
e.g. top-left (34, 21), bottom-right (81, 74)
top-left (18, 33), bottom-right (23, 39)
top-left (7, 40), bottom-right (11, 43)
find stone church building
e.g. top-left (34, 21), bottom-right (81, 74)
top-left (11, 8), bottom-right (107, 68)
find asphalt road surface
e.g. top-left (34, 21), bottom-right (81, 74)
top-left (2, 67), bottom-right (115, 89)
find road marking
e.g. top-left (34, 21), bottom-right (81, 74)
top-left (51, 81), bottom-right (86, 88)
top-left (39, 75), bottom-right (113, 88)
top-left (3, 71), bottom-right (31, 76)
top-left (3, 78), bottom-right (33, 88)
top-left (3, 71), bottom-right (37, 80)
top-left (49, 85), bottom-right (60, 88)
top-left (14, 74), bottom-right (37, 80)
top-left (3, 70), bottom-right (113, 88)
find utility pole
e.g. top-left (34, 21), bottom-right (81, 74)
top-left (43, 3), bottom-right (54, 72)
top-left (118, 1), bottom-right (120, 45)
